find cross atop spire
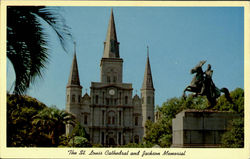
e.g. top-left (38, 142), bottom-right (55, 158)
top-left (67, 43), bottom-right (81, 87)
top-left (141, 46), bottom-right (154, 90)
top-left (74, 41), bottom-right (76, 54)
top-left (147, 46), bottom-right (149, 57)
top-left (103, 9), bottom-right (120, 58)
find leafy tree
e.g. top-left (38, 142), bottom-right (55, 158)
top-left (7, 94), bottom-right (46, 146)
top-left (71, 122), bottom-right (89, 139)
top-left (7, 6), bottom-right (72, 94)
top-left (221, 118), bottom-right (244, 148)
top-left (144, 116), bottom-right (172, 147)
top-left (213, 88), bottom-right (244, 148)
top-left (159, 96), bottom-right (207, 120)
top-left (158, 134), bottom-right (172, 147)
top-left (67, 122), bottom-right (91, 147)
top-left (215, 88), bottom-right (244, 115)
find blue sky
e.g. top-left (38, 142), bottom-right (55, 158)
top-left (7, 7), bottom-right (244, 110)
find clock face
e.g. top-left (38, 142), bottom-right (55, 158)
top-left (109, 89), bottom-right (115, 95)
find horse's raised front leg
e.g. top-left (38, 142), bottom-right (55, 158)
top-left (182, 86), bottom-right (190, 100)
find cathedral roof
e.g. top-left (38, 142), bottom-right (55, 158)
top-left (141, 46), bottom-right (154, 90)
top-left (103, 9), bottom-right (120, 58)
top-left (67, 43), bottom-right (81, 87)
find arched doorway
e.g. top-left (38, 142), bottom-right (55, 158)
top-left (134, 135), bottom-right (139, 144)
top-left (108, 138), bottom-right (116, 147)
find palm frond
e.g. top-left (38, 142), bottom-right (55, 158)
top-left (7, 6), bottom-right (72, 94)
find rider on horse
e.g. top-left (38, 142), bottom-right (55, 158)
top-left (183, 60), bottom-right (233, 108)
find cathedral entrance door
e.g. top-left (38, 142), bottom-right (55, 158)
top-left (108, 138), bottom-right (116, 147)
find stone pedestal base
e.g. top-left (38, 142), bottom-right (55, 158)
top-left (171, 109), bottom-right (239, 148)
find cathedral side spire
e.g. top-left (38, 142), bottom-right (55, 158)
top-left (67, 42), bottom-right (81, 86)
top-left (103, 9), bottom-right (120, 58)
top-left (66, 42), bottom-right (82, 135)
top-left (141, 46), bottom-right (155, 134)
top-left (141, 46), bottom-right (154, 90)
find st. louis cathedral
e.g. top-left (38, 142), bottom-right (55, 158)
top-left (66, 9), bottom-right (155, 146)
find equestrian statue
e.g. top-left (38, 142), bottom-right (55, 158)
top-left (182, 60), bottom-right (233, 109)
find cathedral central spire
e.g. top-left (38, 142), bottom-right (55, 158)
top-left (103, 9), bottom-right (120, 58)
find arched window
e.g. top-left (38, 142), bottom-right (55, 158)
top-left (112, 116), bottom-right (115, 124)
top-left (106, 98), bottom-right (109, 105)
top-left (119, 111), bottom-right (121, 125)
top-left (108, 116), bottom-right (111, 124)
top-left (107, 76), bottom-right (111, 83)
top-left (147, 96), bottom-right (151, 104)
top-left (72, 94), bottom-right (75, 102)
top-left (135, 116), bottom-right (138, 126)
top-left (118, 132), bottom-right (121, 145)
top-left (78, 95), bottom-right (81, 103)
top-left (84, 115), bottom-right (88, 125)
top-left (113, 76), bottom-right (117, 83)
top-left (102, 110), bottom-right (105, 125)
top-left (108, 111), bottom-right (115, 125)
top-left (95, 95), bottom-right (99, 104)
top-left (125, 96), bottom-right (128, 104)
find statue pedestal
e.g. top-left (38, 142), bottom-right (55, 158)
top-left (171, 109), bottom-right (239, 148)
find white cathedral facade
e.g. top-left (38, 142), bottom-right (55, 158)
top-left (66, 9), bottom-right (155, 146)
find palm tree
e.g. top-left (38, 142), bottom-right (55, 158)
top-left (32, 106), bottom-right (76, 146)
top-left (7, 6), bottom-right (72, 94)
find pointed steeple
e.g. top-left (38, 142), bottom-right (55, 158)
top-left (141, 46), bottom-right (154, 90)
top-left (68, 42), bottom-right (81, 86)
top-left (103, 9), bottom-right (120, 58)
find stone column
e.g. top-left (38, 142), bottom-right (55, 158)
top-left (118, 110), bottom-right (120, 126)
top-left (130, 108), bottom-right (132, 127)
top-left (104, 132), bottom-right (106, 146)
top-left (90, 107), bottom-right (93, 126)
top-left (102, 109), bottom-right (106, 126)
top-left (121, 133), bottom-right (123, 145)
top-left (105, 108), bottom-right (107, 126)
top-left (121, 109), bottom-right (124, 126)
top-left (116, 131), bottom-right (119, 145)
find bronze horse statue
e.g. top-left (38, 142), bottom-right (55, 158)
top-left (182, 60), bottom-right (233, 109)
